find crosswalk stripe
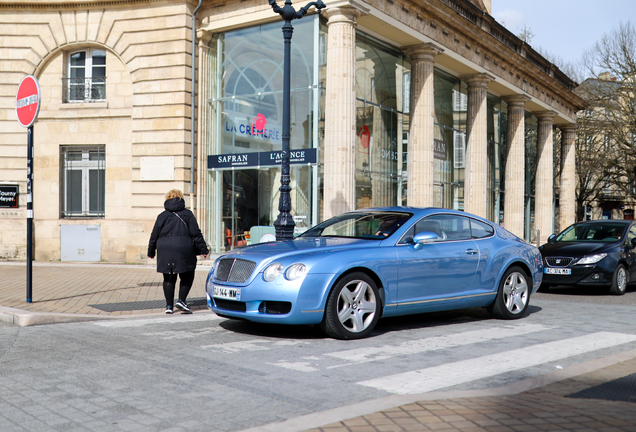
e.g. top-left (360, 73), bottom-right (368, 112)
top-left (92, 313), bottom-right (222, 328)
top-left (357, 332), bottom-right (636, 395)
top-left (327, 323), bottom-right (552, 364)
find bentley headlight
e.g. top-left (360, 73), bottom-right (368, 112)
top-left (285, 263), bottom-right (307, 281)
top-left (263, 263), bottom-right (283, 282)
top-left (576, 253), bottom-right (607, 265)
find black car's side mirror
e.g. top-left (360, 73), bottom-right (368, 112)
top-left (631, 237), bottom-right (636, 248)
top-left (548, 234), bottom-right (557, 244)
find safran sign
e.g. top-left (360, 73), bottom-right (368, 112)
top-left (208, 148), bottom-right (317, 170)
top-left (0, 185), bottom-right (19, 208)
top-left (16, 75), bottom-right (41, 128)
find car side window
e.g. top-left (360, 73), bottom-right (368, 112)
top-left (399, 214), bottom-right (471, 244)
top-left (470, 219), bottom-right (494, 239)
top-left (626, 225), bottom-right (636, 245)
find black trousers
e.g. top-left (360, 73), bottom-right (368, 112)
top-left (162, 270), bottom-right (195, 307)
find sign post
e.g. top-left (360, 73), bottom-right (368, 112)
top-left (16, 75), bottom-right (41, 303)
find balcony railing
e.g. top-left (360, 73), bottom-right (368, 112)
top-left (63, 77), bottom-right (106, 103)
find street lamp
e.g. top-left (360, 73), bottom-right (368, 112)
top-left (269, 0), bottom-right (326, 240)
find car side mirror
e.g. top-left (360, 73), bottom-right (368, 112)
top-left (631, 237), bottom-right (636, 248)
top-left (548, 234), bottom-right (557, 244)
top-left (413, 231), bottom-right (438, 250)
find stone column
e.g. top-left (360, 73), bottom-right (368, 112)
top-left (535, 111), bottom-right (557, 244)
top-left (559, 124), bottom-right (577, 232)
top-left (403, 43), bottom-right (443, 207)
top-left (461, 73), bottom-right (494, 218)
top-left (322, 5), bottom-right (364, 219)
top-left (502, 95), bottom-right (530, 238)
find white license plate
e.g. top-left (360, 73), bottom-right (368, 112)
top-left (213, 286), bottom-right (241, 301)
top-left (544, 268), bottom-right (571, 275)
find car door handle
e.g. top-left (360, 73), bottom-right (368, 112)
top-left (465, 249), bottom-right (478, 255)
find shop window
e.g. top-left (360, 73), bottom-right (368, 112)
top-left (453, 131), bottom-right (465, 168)
top-left (64, 49), bottom-right (106, 102)
top-left (60, 146), bottom-right (105, 218)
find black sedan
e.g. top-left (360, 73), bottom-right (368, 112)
top-left (539, 220), bottom-right (636, 295)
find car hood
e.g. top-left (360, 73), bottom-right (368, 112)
top-left (539, 241), bottom-right (617, 257)
top-left (221, 237), bottom-right (380, 263)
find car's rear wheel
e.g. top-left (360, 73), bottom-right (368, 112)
top-left (321, 272), bottom-right (381, 340)
top-left (609, 263), bottom-right (627, 296)
top-left (488, 266), bottom-right (530, 319)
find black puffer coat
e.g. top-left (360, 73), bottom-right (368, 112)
top-left (147, 198), bottom-right (209, 274)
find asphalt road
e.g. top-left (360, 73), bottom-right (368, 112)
top-left (534, 283), bottom-right (636, 305)
top-left (1, 292), bottom-right (636, 432)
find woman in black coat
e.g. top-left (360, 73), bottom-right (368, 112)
top-left (148, 189), bottom-right (209, 314)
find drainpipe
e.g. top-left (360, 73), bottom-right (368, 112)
top-left (190, 0), bottom-right (203, 195)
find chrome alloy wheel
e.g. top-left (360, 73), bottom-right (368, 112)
top-left (336, 279), bottom-right (378, 333)
top-left (616, 266), bottom-right (627, 292)
top-left (502, 271), bottom-right (528, 314)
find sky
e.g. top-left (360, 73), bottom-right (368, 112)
top-left (491, 0), bottom-right (636, 67)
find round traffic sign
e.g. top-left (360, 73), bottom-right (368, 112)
top-left (16, 75), bottom-right (41, 128)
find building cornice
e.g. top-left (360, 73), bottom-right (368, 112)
top-left (0, 0), bottom-right (196, 10)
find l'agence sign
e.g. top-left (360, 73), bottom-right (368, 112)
top-left (0, 184), bottom-right (19, 208)
top-left (208, 148), bottom-right (317, 170)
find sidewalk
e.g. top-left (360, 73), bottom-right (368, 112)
top-left (2, 260), bottom-right (636, 432)
top-left (0, 258), bottom-right (218, 326)
top-left (253, 349), bottom-right (636, 432)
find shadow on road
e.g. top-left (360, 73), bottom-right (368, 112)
top-left (217, 305), bottom-right (542, 340)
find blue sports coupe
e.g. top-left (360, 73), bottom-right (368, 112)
top-left (205, 207), bottom-right (543, 339)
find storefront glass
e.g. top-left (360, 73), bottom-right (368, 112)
top-left (433, 70), bottom-right (467, 210)
top-left (208, 17), bottom-right (325, 252)
top-left (487, 95), bottom-right (507, 224)
top-left (525, 112), bottom-right (538, 241)
top-left (355, 33), bottom-right (408, 209)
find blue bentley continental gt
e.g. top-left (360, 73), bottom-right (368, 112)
top-left (205, 207), bottom-right (543, 339)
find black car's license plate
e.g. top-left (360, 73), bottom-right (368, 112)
top-left (544, 268), bottom-right (571, 275)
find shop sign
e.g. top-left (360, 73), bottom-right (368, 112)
top-left (434, 139), bottom-right (447, 160)
top-left (0, 184), bottom-right (19, 208)
top-left (224, 113), bottom-right (282, 143)
top-left (208, 148), bottom-right (317, 170)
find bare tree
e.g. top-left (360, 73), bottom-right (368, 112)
top-left (579, 21), bottom-right (636, 205)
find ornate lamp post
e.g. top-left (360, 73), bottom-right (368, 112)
top-left (269, 0), bottom-right (326, 240)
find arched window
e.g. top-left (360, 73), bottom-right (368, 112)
top-left (65, 49), bottom-right (106, 102)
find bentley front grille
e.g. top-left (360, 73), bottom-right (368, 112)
top-left (215, 258), bottom-right (256, 283)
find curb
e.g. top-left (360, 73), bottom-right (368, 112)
top-left (237, 347), bottom-right (636, 432)
top-left (0, 305), bottom-right (121, 327)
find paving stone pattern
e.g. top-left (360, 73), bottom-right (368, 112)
top-left (306, 359), bottom-right (636, 432)
top-left (0, 262), bottom-right (211, 315)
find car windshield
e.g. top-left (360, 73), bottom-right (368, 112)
top-left (298, 211), bottom-right (413, 239)
top-left (556, 222), bottom-right (627, 242)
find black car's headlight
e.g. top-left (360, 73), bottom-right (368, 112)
top-left (576, 253), bottom-right (607, 265)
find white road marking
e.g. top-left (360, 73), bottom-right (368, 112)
top-left (92, 313), bottom-right (222, 328)
top-left (142, 327), bottom-right (223, 339)
top-left (358, 332), bottom-right (636, 394)
top-left (267, 361), bottom-right (318, 372)
top-left (201, 339), bottom-right (309, 353)
top-left (327, 324), bottom-right (551, 365)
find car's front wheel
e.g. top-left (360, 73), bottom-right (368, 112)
top-left (609, 263), bottom-right (627, 296)
top-left (321, 272), bottom-right (381, 340)
top-left (488, 266), bottom-right (530, 319)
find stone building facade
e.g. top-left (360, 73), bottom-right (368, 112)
top-left (0, 0), bottom-right (586, 262)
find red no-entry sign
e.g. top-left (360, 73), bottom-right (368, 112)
top-left (16, 75), bottom-right (41, 128)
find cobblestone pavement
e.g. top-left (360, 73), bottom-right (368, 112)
top-left (295, 356), bottom-right (636, 432)
top-left (2, 260), bottom-right (636, 432)
top-left (0, 260), bottom-right (216, 319)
